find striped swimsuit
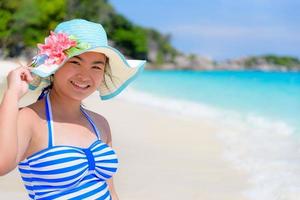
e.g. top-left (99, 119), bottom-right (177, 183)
top-left (18, 93), bottom-right (118, 199)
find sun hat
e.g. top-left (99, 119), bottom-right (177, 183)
top-left (29, 18), bottom-right (146, 100)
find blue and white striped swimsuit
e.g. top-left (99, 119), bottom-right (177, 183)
top-left (18, 93), bottom-right (118, 199)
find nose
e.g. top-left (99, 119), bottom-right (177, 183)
top-left (75, 69), bottom-right (90, 82)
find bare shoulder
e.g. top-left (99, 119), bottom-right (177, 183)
top-left (84, 109), bottom-right (112, 145)
top-left (21, 100), bottom-right (45, 120)
top-left (18, 101), bottom-right (43, 125)
top-left (17, 101), bottom-right (45, 137)
top-left (16, 100), bottom-right (45, 162)
top-left (17, 107), bottom-right (35, 141)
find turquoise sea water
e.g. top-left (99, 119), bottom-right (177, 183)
top-left (130, 70), bottom-right (300, 130)
top-left (126, 69), bottom-right (300, 199)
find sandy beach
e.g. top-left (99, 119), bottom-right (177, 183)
top-left (0, 60), bottom-right (250, 200)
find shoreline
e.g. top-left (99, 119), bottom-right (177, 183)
top-left (2, 59), bottom-right (300, 199)
top-left (85, 94), bottom-right (250, 200)
top-left (0, 94), bottom-right (250, 200)
top-left (0, 60), bottom-right (250, 199)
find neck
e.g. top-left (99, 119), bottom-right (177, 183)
top-left (48, 88), bottom-right (82, 120)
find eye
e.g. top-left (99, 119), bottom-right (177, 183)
top-left (92, 66), bottom-right (104, 70)
top-left (69, 60), bottom-right (80, 65)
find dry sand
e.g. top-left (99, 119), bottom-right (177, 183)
top-left (0, 60), bottom-right (250, 200)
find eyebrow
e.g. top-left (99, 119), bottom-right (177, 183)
top-left (92, 61), bottom-right (106, 65)
top-left (73, 56), bottom-right (106, 65)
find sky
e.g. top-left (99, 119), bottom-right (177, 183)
top-left (109, 0), bottom-right (300, 60)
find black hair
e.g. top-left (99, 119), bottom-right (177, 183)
top-left (37, 75), bottom-right (54, 101)
top-left (102, 58), bottom-right (120, 92)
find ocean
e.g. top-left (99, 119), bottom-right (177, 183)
top-left (121, 70), bottom-right (300, 200)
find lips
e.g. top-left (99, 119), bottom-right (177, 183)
top-left (70, 80), bottom-right (90, 89)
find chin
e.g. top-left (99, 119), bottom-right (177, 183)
top-left (59, 85), bottom-right (96, 102)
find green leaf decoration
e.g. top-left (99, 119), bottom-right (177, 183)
top-left (64, 34), bottom-right (91, 57)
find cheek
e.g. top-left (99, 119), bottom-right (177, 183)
top-left (91, 71), bottom-right (105, 86)
top-left (53, 69), bottom-right (74, 87)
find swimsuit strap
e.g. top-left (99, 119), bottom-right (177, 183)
top-left (44, 93), bottom-right (101, 148)
top-left (45, 93), bottom-right (55, 147)
top-left (80, 107), bottom-right (101, 140)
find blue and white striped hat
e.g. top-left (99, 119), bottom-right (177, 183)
top-left (29, 19), bottom-right (146, 100)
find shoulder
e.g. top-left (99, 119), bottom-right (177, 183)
top-left (84, 109), bottom-right (112, 145)
top-left (17, 107), bottom-right (35, 140)
top-left (20, 100), bottom-right (45, 121)
top-left (18, 100), bottom-right (47, 132)
top-left (18, 102), bottom-right (43, 125)
top-left (17, 101), bottom-right (44, 134)
top-left (16, 101), bottom-right (45, 162)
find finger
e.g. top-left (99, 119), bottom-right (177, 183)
top-left (20, 73), bottom-right (25, 81)
top-left (16, 67), bottom-right (33, 81)
top-left (22, 69), bottom-right (34, 82)
top-left (11, 66), bottom-right (34, 82)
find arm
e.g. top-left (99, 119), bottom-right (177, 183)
top-left (95, 114), bottom-right (119, 200)
top-left (90, 111), bottom-right (119, 199)
top-left (104, 119), bottom-right (119, 200)
top-left (107, 176), bottom-right (119, 200)
top-left (0, 66), bottom-right (33, 175)
top-left (0, 90), bottom-right (20, 174)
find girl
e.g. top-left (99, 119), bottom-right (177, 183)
top-left (0, 19), bottom-right (145, 200)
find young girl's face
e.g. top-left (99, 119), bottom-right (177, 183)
top-left (53, 51), bottom-right (107, 100)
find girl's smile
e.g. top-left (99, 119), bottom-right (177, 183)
top-left (70, 80), bottom-right (91, 90)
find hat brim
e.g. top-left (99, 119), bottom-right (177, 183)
top-left (29, 46), bottom-right (146, 100)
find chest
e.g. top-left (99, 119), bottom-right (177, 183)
top-left (40, 118), bottom-right (102, 145)
top-left (23, 117), bottom-right (106, 161)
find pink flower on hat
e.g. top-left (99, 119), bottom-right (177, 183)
top-left (37, 31), bottom-right (77, 65)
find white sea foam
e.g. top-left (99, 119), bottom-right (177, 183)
top-left (119, 87), bottom-right (300, 200)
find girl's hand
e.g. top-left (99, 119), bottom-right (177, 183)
top-left (6, 66), bottom-right (33, 100)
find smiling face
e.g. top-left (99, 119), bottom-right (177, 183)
top-left (52, 51), bottom-right (107, 101)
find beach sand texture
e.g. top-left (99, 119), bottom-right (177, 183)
top-left (0, 60), bottom-right (249, 200)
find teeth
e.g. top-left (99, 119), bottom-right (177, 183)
top-left (71, 81), bottom-right (89, 88)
